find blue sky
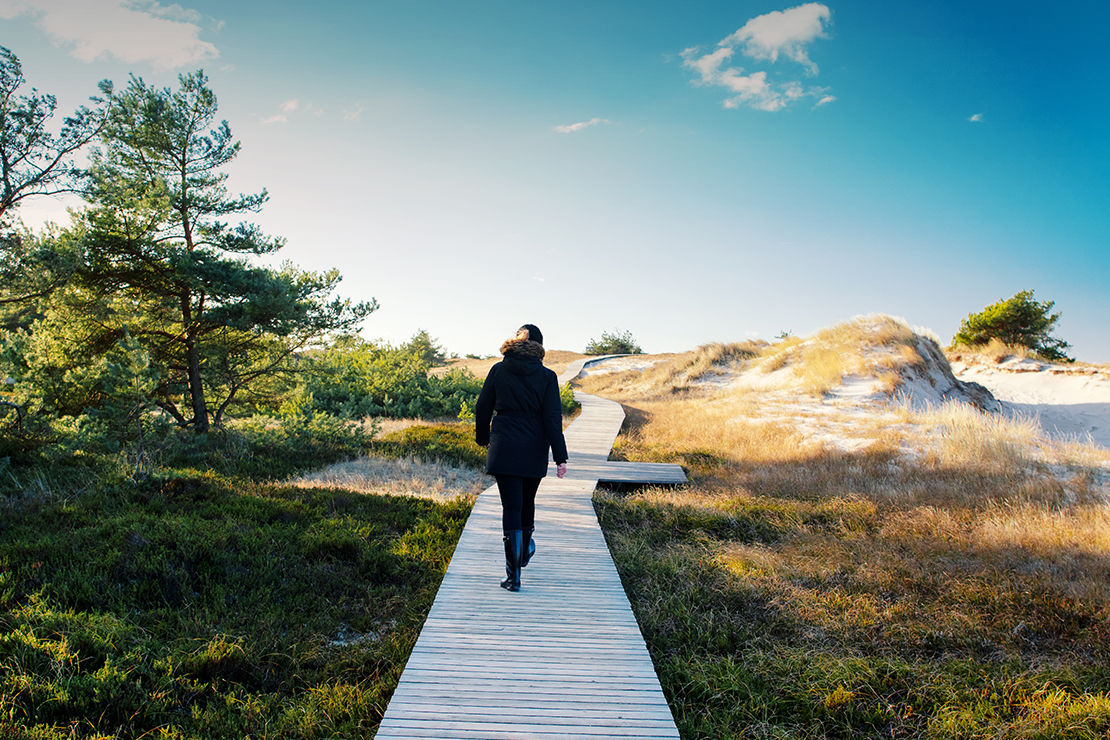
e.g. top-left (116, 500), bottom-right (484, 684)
top-left (4, 0), bottom-right (1108, 360)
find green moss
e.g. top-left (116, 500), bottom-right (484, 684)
top-left (0, 469), bottom-right (471, 737)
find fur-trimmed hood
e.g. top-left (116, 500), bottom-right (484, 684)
top-left (500, 337), bottom-right (545, 360)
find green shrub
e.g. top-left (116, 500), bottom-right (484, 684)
top-left (560, 382), bottom-right (580, 414)
top-left (952, 289), bottom-right (1073, 362)
top-left (0, 475), bottom-right (471, 738)
top-left (585, 329), bottom-right (642, 356)
top-left (290, 337), bottom-right (483, 419)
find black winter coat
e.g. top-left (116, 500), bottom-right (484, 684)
top-left (475, 339), bottom-right (569, 478)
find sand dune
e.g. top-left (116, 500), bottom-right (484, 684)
top-left (953, 359), bottom-right (1110, 448)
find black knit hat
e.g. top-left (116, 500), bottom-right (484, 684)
top-left (519, 324), bottom-right (543, 346)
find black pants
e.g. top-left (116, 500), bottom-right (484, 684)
top-left (495, 475), bottom-right (541, 532)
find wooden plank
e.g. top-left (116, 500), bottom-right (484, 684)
top-left (374, 383), bottom-right (681, 739)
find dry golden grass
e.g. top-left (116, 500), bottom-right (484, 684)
top-left (587, 315), bottom-right (1110, 738)
top-left (791, 316), bottom-right (923, 395)
top-left (947, 338), bottom-right (1033, 365)
top-left (576, 343), bottom-right (761, 400)
top-left (286, 455), bottom-right (492, 501)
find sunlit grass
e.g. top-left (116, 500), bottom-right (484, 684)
top-left (587, 315), bottom-right (1110, 739)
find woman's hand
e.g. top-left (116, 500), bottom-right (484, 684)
top-left (556, 463), bottom-right (567, 479)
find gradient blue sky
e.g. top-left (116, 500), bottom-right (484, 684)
top-left (4, 0), bottom-right (1108, 360)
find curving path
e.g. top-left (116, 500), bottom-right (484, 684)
top-left (374, 357), bottom-right (685, 739)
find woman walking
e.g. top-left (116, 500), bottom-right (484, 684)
top-left (475, 324), bottom-right (568, 591)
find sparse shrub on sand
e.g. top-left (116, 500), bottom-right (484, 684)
top-left (584, 328), bottom-right (643, 355)
top-left (952, 289), bottom-right (1073, 362)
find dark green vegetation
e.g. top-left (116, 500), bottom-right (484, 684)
top-left (0, 50), bottom-right (484, 468)
top-left (0, 416), bottom-right (490, 738)
top-left (287, 336), bottom-right (482, 422)
top-left (584, 328), bottom-right (643, 356)
top-left (371, 423), bottom-right (488, 470)
top-left (1, 456), bottom-right (471, 738)
top-left (952, 289), bottom-right (1072, 362)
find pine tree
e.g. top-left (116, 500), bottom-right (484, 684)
top-left (73, 71), bottom-right (375, 431)
top-left (952, 290), bottom-right (1072, 362)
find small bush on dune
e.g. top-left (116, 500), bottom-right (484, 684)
top-left (952, 289), bottom-right (1073, 362)
top-left (585, 329), bottom-right (642, 356)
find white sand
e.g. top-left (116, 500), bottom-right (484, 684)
top-left (578, 356), bottom-right (671, 376)
top-left (953, 361), bottom-right (1110, 448)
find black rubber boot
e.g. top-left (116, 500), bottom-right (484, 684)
top-left (521, 527), bottom-right (536, 568)
top-left (500, 530), bottom-right (522, 591)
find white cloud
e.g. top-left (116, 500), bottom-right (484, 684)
top-left (723, 2), bottom-right (831, 75)
top-left (0, 0), bottom-right (218, 70)
top-left (681, 3), bottom-right (833, 112)
top-left (260, 114), bottom-right (287, 124)
top-left (280, 99), bottom-right (299, 112)
top-left (969, 113), bottom-right (984, 122)
top-left (815, 95), bottom-right (836, 106)
top-left (553, 117), bottom-right (609, 133)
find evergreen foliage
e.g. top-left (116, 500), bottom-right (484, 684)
top-left (0, 47), bottom-right (107, 326)
top-left (402, 329), bottom-right (449, 366)
top-left (952, 290), bottom-right (1073, 362)
top-left (0, 46), bottom-right (109, 223)
top-left (285, 337), bottom-right (482, 421)
top-left (560, 381), bottom-right (581, 414)
top-left (584, 328), bottom-right (643, 355)
top-left (66, 71), bottom-right (375, 431)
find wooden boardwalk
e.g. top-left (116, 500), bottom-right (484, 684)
top-left (374, 358), bottom-right (685, 739)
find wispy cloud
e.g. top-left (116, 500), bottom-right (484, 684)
top-left (681, 3), bottom-right (833, 112)
top-left (553, 117), bottom-right (610, 133)
top-left (260, 99), bottom-right (323, 123)
top-left (344, 104), bottom-right (367, 122)
top-left (0, 0), bottom-right (220, 70)
top-left (969, 113), bottom-right (984, 122)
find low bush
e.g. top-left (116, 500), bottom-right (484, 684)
top-left (560, 382), bottom-right (580, 414)
top-left (287, 337), bottom-right (483, 420)
top-left (585, 329), bottom-right (642, 356)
